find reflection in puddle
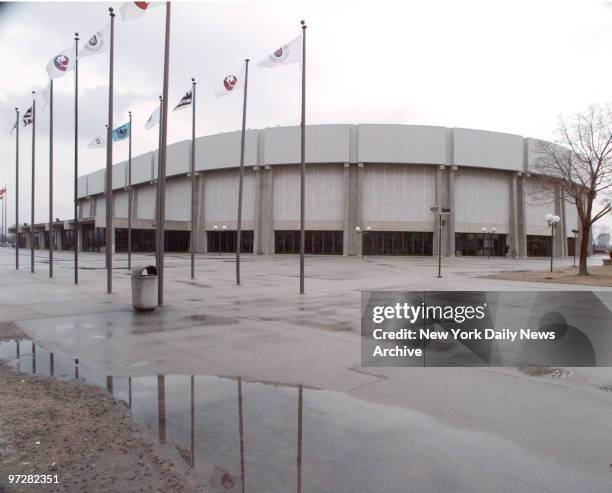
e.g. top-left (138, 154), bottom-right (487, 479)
top-left (0, 339), bottom-right (609, 493)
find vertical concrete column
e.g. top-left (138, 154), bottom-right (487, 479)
top-left (257, 165), bottom-right (274, 255)
top-left (447, 166), bottom-right (457, 256)
top-left (253, 166), bottom-right (261, 256)
top-left (516, 173), bottom-right (527, 257)
top-left (433, 166), bottom-right (441, 257)
top-left (343, 163), bottom-right (359, 256)
top-left (508, 173), bottom-right (519, 257)
top-left (195, 173), bottom-right (206, 253)
top-left (356, 163), bottom-right (365, 257)
top-left (558, 188), bottom-right (568, 257)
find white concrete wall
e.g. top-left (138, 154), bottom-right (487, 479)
top-left (131, 153), bottom-right (154, 185)
top-left (565, 198), bottom-right (579, 234)
top-left (195, 130), bottom-right (258, 171)
top-left (204, 169), bottom-right (256, 228)
top-left (80, 198), bottom-right (93, 218)
top-left (358, 124), bottom-right (447, 165)
top-left (273, 164), bottom-right (345, 229)
top-left (454, 128), bottom-right (523, 172)
top-left (455, 169), bottom-right (511, 233)
top-left (165, 177), bottom-right (191, 222)
top-left (525, 178), bottom-right (556, 235)
top-left (114, 190), bottom-right (129, 219)
top-left (136, 184), bottom-right (157, 220)
top-left (265, 125), bottom-right (350, 165)
top-left (361, 164), bottom-right (435, 231)
top-left (95, 196), bottom-right (106, 225)
top-left (88, 169), bottom-right (105, 196)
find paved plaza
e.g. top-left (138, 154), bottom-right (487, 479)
top-left (0, 247), bottom-right (611, 488)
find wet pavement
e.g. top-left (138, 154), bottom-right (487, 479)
top-left (1, 248), bottom-right (611, 491)
top-left (1, 338), bottom-right (610, 493)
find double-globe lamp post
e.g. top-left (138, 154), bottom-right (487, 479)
top-left (545, 213), bottom-right (561, 272)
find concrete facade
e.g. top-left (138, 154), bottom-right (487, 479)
top-left (25, 124), bottom-right (578, 257)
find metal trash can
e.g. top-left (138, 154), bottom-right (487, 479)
top-left (131, 265), bottom-right (158, 312)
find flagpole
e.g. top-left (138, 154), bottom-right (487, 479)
top-left (105, 8), bottom-right (115, 294)
top-left (299, 20), bottom-right (307, 294)
top-left (74, 32), bottom-right (79, 284)
top-left (190, 77), bottom-right (196, 280)
top-left (157, 1), bottom-right (171, 306)
top-left (49, 79), bottom-right (54, 278)
top-left (236, 59), bottom-right (249, 286)
top-left (31, 91), bottom-right (36, 274)
top-left (155, 96), bottom-right (162, 269)
top-left (15, 108), bottom-right (19, 270)
top-left (128, 111), bottom-right (132, 271)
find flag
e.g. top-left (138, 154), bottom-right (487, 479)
top-left (46, 44), bottom-right (77, 79)
top-left (173, 90), bottom-right (192, 111)
top-left (112, 122), bottom-right (130, 141)
top-left (212, 67), bottom-right (245, 97)
top-left (144, 106), bottom-right (160, 130)
top-left (0, 186), bottom-right (5, 198)
top-left (79, 24), bottom-right (111, 58)
top-left (120, 2), bottom-right (163, 21)
top-left (258, 35), bottom-right (301, 68)
top-left (35, 82), bottom-right (51, 112)
top-left (8, 120), bottom-right (17, 135)
top-left (22, 107), bottom-right (33, 127)
top-left (87, 136), bottom-right (105, 149)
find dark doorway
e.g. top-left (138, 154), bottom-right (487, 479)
top-left (82, 225), bottom-right (105, 252)
top-left (362, 231), bottom-right (433, 256)
top-left (527, 235), bottom-right (551, 257)
top-left (274, 230), bottom-right (343, 255)
top-left (115, 229), bottom-right (190, 253)
top-left (567, 237), bottom-right (576, 258)
top-left (455, 233), bottom-right (507, 256)
top-left (207, 230), bottom-right (253, 253)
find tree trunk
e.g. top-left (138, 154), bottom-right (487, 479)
top-left (578, 224), bottom-right (590, 275)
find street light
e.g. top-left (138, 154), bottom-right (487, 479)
top-left (481, 227), bottom-right (487, 258)
top-left (430, 206), bottom-right (451, 278)
top-left (545, 214), bottom-right (561, 272)
top-left (355, 226), bottom-right (371, 260)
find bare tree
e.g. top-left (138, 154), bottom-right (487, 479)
top-left (535, 104), bottom-right (612, 275)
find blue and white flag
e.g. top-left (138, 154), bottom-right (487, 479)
top-left (112, 122), bottom-right (130, 141)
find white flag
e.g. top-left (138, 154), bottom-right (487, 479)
top-left (120, 2), bottom-right (163, 21)
top-left (258, 36), bottom-right (301, 68)
top-left (35, 82), bottom-right (51, 112)
top-left (79, 24), bottom-right (111, 58)
top-left (46, 44), bottom-right (77, 79)
top-left (88, 136), bottom-right (105, 149)
top-left (212, 66), bottom-right (245, 98)
top-left (145, 106), bottom-right (160, 130)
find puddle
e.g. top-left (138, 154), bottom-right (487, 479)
top-left (0, 339), bottom-right (609, 493)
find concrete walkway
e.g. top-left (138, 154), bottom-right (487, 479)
top-left (1, 247), bottom-right (611, 485)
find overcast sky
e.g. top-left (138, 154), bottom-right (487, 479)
top-left (2, 0), bottom-right (612, 227)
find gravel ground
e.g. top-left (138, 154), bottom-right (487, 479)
top-left (0, 364), bottom-right (204, 492)
top-left (484, 265), bottom-right (612, 286)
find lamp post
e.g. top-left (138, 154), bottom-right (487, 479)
top-left (571, 228), bottom-right (579, 268)
top-left (545, 214), bottom-right (561, 272)
top-left (213, 225), bottom-right (219, 255)
top-left (481, 227), bottom-right (487, 258)
top-left (355, 226), bottom-right (371, 260)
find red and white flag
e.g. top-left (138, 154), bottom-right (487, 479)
top-left (46, 44), bottom-right (77, 79)
top-left (212, 66), bottom-right (245, 97)
top-left (79, 24), bottom-right (111, 58)
top-left (258, 36), bottom-right (301, 68)
top-left (120, 2), bottom-right (163, 21)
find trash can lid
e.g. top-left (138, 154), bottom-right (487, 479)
top-left (132, 265), bottom-right (158, 276)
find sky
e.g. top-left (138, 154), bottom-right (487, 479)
top-left (2, 0), bottom-right (612, 228)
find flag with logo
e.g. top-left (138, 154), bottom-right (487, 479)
top-left (79, 24), bottom-right (111, 58)
top-left (120, 2), bottom-right (163, 21)
top-left (87, 136), bottom-right (105, 149)
top-left (258, 36), bottom-right (301, 68)
top-left (144, 106), bottom-right (160, 130)
top-left (112, 122), bottom-right (130, 141)
top-left (0, 186), bottom-right (5, 199)
top-left (46, 44), bottom-right (77, 79)
top-left (212, 66), bottom-right (245, 97)
top-left (173, 90), bottom-right (192, 111)
top-left (22, 107), bottom-right (33, 127)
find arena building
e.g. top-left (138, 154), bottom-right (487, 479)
top-left (14, 124), bottom-right (583, 258)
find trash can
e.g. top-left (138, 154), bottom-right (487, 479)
top-left (131, 265), bottom-right (158, 312)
